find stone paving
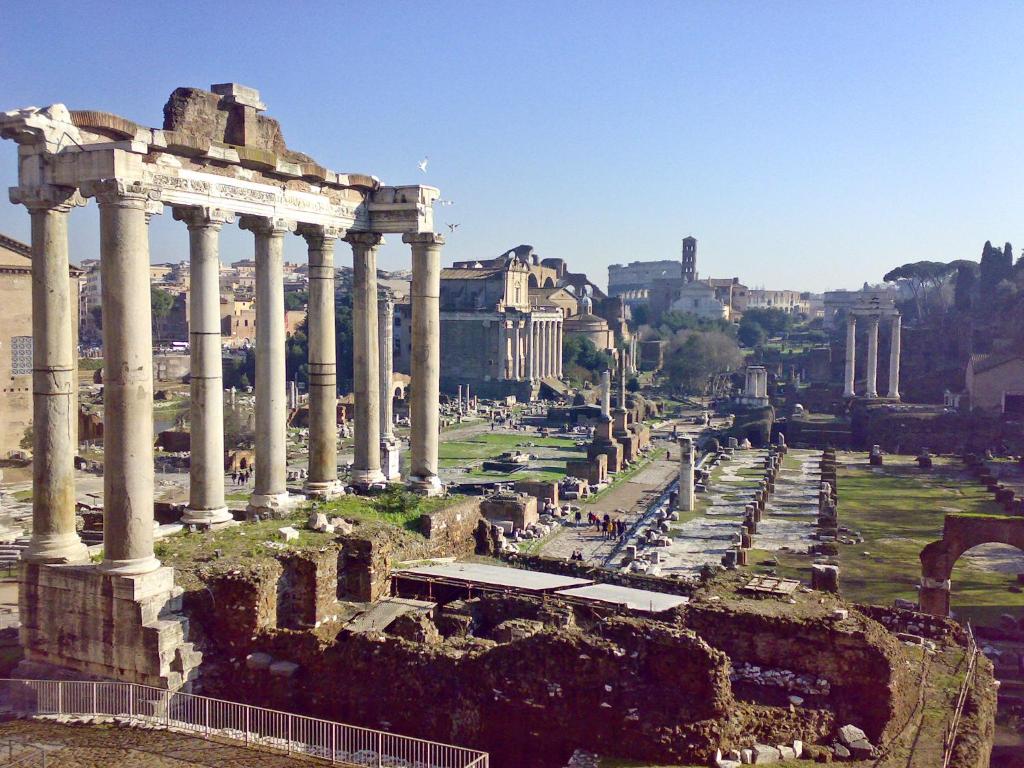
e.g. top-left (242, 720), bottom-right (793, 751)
top-left (623, 448), bottom-right (823, 577)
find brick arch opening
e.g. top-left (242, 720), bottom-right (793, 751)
top-left (919, 514), bottom-right (1024, 615)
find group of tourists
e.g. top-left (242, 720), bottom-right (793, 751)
top-left (230, 469), bottom-right (253, 485)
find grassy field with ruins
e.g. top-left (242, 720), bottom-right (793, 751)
top-left (438, 431), bottom-right (585, 482)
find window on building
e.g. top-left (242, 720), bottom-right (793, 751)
top-left (11, 336), bottom-right (32, 376)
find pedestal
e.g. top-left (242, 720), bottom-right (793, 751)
top-left (381, 437), bottom-right (402, 482)
top-left (18, 561), bottom-right (200, 690)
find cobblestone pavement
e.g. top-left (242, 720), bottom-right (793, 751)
top-left (0, 719), bottom-right (319, 767)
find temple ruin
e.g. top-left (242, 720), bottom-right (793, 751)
top-left (0, 83), bottom-right (446, 687)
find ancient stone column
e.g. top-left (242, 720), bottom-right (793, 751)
top-left (541, 320), bottom-right (549, 378)
top-left (865, 316), bottom-right (879, 399)
top-left (405, 232), bottom-right (445, 496)
top-left (843, 314), bottom-right (857, 398)
top-left (348, 233), bottom-right (385, 488)
top-left (601, 369), bottom-right (611, 418)
top-left (498, 320), bottom-right (509, 379)
top-left (15, 186), bottom-right (88, 563)
top-left (240, 216), bottom-right (296, 516)
top-left (557, 321), bottom-right (563, 378)
top-left (512, 320), bottom-right (522, 380)
top-left (175, 207), bottom-right (233, 526)
top-left (300, 225), bottom-right (343, 497)
top-left (887, 314), bottom-right (901, 400)
top-left (549, 321), bottom-right (557, 378)
top-left (378, 292), bottom-right (401, 481)
top-left (678, 437), bottom-right (695, 511)
top-left (91, 180), bottom-right (162, 574)
top-left (525, 316), bottom-right (535, 381)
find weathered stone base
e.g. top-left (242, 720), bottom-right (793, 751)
top-left (246, 492), bottom-right (297, 520)
top-left (180, 506), bottom-right (233, 527)
top-left (303, 480), bottom-right (346, 500)
top-left (350, 468), bottom-right (387, 490)
top-left (588, 441), bottom-right (624, 473)
top-left (18, 562), bottom-right (200, 690)
top-left (613, 430), bottom-right (639, 463)
top-left (380, 439), bottom-right (401, 482)
top-left (408, 474), bottom-right (443, 497)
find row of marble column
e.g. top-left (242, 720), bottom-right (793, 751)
top-left (843, 313), bottom-right (901, 400)
top-left (502, 316), bottom-right (563, 381)
top-left (18, 181), bottom-right (445, 576)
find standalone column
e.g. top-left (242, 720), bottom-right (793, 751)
top-left (348, 233), bottom-right (385, 488)
top-left (887, 314), bottom-right (901, 400)
top-left (678, 437), bottom-right (695, 511)
top-left (175, 207), bottom-right (233, 526)
top-left (240, 216), bottom-right (296, 516)
top-left (405, 233), bottom-right (445, 496)
top-left (865, 316), bottom-right (879, 399)
top-left (843, 315), bottom-right (857, 397)
top-left (16, 187), bottom-right (88, 563)
top-left (91, 181), bottom-right (161, 574)
top-left (378, 293), bottom-right (401, 481)
top-left (525, 317), bottom-right (535, 381)
top-left (301, 225), bottom-right (343, 497)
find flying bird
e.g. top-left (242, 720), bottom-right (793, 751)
top-left (435, 199), bottom-right (455, 207)
top-left (417, 156), bottom-right (429, 173)
top-left (447, 223), bottom-right (460, 232)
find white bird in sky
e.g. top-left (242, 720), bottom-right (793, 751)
top-left (435, 199), bottom-right (455, 207)
top-left (417, 156), bottom-right (429, 173)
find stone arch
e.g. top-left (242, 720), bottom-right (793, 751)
top-left (919, 514), bottom-right (1024, 615)
top-left (528, 273), bottom-right (540, 288)
top-left (543, 276), bottom-right (555, 288)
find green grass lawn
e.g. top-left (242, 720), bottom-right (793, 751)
top-left (439, 432), bottom-right (585, 482)
top-left (836, 455), bottom-right (1024, 625)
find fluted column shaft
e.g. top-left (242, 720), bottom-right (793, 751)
top-left (865, 316), bottom-right (879, 399)
top-left (92, 181), bottom-right (161, 574)
top-left (175, 208), bottom-right (232, 525)
top-left (843, 315), bottom-right (856, 397)
top-left (678, 437), bottom-right (695, 511)
top-left (513, 321), bottom-right (522, 380)
top-left (18, 187), bottom-right (88, 563)
top-left (241, 216), bottom-right (295, 513)
top-left (349, 233), bottom-right (384, 486)
top-left (405, 233), bottom-right (444, 495)
top-left (301, 225), bottom-right (342, 495)
top-left (887, 315), bottom-right (901, 400)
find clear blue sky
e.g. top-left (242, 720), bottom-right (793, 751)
top-left (2, 0), bottom-right (1022, 291)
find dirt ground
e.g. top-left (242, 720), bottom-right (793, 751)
top-left (0, 719), bottom-right (319, 767)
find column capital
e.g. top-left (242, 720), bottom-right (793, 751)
top-left (10, 184), bottom-right (86, 213)
top-left (345, 231), bottom-right (385, 249)
top-left (238, 215), bottom-right (297, 236)
top-left (297, 223), bottom-right (345, 246)
top-left (402, 232), bottom-right (445, 247)
top-left (378, 291), bottom-right (395, 311)
top-left (172, 206), bottom-right (235, 230)
top-left (81, 178), bottom-right (161, 209)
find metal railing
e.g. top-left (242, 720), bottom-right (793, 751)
top-left (0, 679), bottom-right (488, 768)
top-left (941, 623), bottom-right (978, 768)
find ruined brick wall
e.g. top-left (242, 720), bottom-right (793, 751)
top-left (684, 604), bottom-right (913, 743)
top-left (275, 550), bottom-right (339, 629)
top-left (217, 614), bottom-right (734, 767)
top-left (418, 497), bottom-right (484, 555)
top-left (183, 561), bottom-right (281, 654)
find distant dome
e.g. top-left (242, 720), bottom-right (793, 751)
top-left (581, 295), bottom-right (593, 315)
